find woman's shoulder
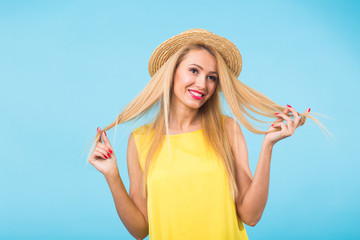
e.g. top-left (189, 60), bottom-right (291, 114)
top-left (222, 114), bottom-right (237, 126)
top-left (132, 124), bottom-right (152, 135)
top-left (221, 114), bottom-right (242, 137)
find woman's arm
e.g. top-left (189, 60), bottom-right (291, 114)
top-left (226, 106), bottom-right (304, 226)
top-left (103, 133), bottom-right (149, 239)
top-left (236, 137), bottom-right (273, 226)
top-left (105, 172), bottom-right (148, 239)
top-left (225, 116), bottom-right (273, 227)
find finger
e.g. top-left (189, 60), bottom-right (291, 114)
top-left (96, 146), bottom-right (111, 159)
top-left (275, 112), bottom-right (293, 131)
top-left (102, 130), bottom-right (113, 149)
top-left (274, 116), bottom-right (284, 123)
top-left (282, 107), bottom-right (290, 114)
top-left (299, 110), bottom-right (309, 126)
top-left (271, 122), bottom-right (281, 128)
top-left (92, 149), bottom-right (108, 160)
top-left (273, 107), bottom-right (289, 123)
top-left (97, 142), bottom-right (113, 154)
top-left (97, 127), bottom-right (103, 143)
top-left (278, 122), bottom-right (291, 136)
top-left (286, 105), bottom-right (300, 128)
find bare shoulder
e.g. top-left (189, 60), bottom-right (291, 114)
top-left (223, 115), bottom-right (244, 141)
top-left (127, 132), bottom-right (140, 180)
top-left (127, 132), bottom-right (137, 158)
top-left (222, 116), bottom-right (251, 180)
top-left (127, 131), bottom-right (149, 224)
top-left (126, 132), bottom-right (142, 198)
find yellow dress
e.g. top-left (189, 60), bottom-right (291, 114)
top-left (133, 125), bottom-right (249, 240)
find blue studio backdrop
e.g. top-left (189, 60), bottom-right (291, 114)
top-left (1, 1), bottom-right (359, 239)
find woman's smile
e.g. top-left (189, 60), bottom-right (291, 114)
top-left (188, 89), bottom-right (205, 99)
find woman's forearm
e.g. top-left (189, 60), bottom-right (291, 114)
top-left (104, 171), bottom-right (148, 239)
top-left (236, 139), bottom-right (274, 226)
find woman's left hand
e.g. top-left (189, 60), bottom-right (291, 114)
top-left (264, 105), bottom-right (309, 146)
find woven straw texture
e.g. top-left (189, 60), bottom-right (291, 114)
top-left (148, 28), bottom-right (242, 78)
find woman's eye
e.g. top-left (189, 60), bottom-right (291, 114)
top-left (208, 76), bottom-right (217, 81)
top-left (190, 68), bottom-right (198, 74)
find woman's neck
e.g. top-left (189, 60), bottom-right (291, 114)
top-left (168, 103), bottom-right (201, 132)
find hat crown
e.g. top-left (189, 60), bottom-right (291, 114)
top-left (148, 28), bottom-right (242, 78)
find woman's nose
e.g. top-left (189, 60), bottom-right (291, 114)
top-left (195, 75), bottom-right (206, 89)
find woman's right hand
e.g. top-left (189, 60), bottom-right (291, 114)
top-left (88, 127), bottom-right (119, 177)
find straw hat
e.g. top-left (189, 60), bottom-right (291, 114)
top-left (148, 28), bottom-right (243, 78)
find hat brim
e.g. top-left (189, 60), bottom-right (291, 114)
top-left (148, 28), bottom-right (242, 78)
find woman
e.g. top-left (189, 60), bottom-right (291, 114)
top-left (87, 29), bottom-right (329, 240)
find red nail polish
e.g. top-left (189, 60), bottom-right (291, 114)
top-left (275, 113), bottom-right (279, 115)
top-left (97, 127), bottom-right (100, 131)
top-left (107, 153), bottom-right (111, 157)
top-left (108, 149), bottom-right (112, 153)
top-left (271, 124), bottom-right (274, 127)
top-left (308, 108), bottom-right (311, 113)
top-left (104, 155), bottom-right (108, 159)
top-left (287, 104), bottom-right (292, 108)
top-left (104, 131), bottom-right (107, 136)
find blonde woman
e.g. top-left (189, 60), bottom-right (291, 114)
top-left (87, 29), bottom-right (328, 240)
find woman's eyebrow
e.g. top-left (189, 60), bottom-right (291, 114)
top-left (189, 64), bottom-right (218, 75)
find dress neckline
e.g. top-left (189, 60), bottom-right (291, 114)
top-left (166, 128), bottom-right (202, 137)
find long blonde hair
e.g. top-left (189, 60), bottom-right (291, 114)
top-left (86, 43), bottom-right (332, 202)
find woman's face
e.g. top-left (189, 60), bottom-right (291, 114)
top-left (172, 49), bottom-right (218, 111)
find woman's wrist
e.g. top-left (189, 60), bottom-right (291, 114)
top-left (263, 136), bottom-right (275, 148)
top-left (104, 167), bottom-right (120, 180)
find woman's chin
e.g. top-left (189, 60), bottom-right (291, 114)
top-left (185, 102), bottom-right (205, 110)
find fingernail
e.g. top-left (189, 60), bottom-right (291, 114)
top-left (104, 131), bottom-right (107, 136)
top-left (108, 149), bottom-right (112, 153)
top-left (271, 124), bottom-right (275, 127)
top-left (104, 155), bottom-right (108, 159)
top-left (308, 108), bottom-right (311, 113)
top-left (97, 127), bottom-right (100, 132)
top-left (275, 113), bottom-right (279, 115)
top-left (287, 104), bottom-right (292, 108)
top-left (107, 153), bottom-right (111, 157)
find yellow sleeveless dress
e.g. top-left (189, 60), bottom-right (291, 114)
top-left (133, 125), bottom-right (249, 240)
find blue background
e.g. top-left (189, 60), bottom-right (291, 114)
top-left (1, 0), bottom-right (359, 239)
